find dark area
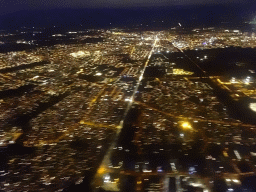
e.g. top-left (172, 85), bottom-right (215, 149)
top-left (0, 61), bottom-right (49, 73)
top-left (10, 91), bottom-right (70, 131)
top-left (241, 176), bottom-right (256, 191)
top-left (207, 79), bottom-right (256, 124)
top-left (0, 84), bottom-right (37, 99)
top-left (0, 28), bottom-right (104, 53)
top-left (119, 175), bottom-right (136, 192)
top-left (113, 105), bottom-right (141, 171)
top-left (78, 74), bottom-right (105, 82)
top-left (144, 66), bottom-right (166, 77)
top-left (185, 47), bottom-right (256, 76)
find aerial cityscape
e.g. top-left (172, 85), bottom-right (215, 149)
top-left (1, 1), bottom-right (256, 192)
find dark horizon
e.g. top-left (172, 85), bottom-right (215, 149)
top-left (0, 3), bottom-right (256, 30)
top-left (0, 0), bottom-right (255, 15)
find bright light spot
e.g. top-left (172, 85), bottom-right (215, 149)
top-left (33, 75), bottom-right (39, 79)
top-left (95, 72), bottom-right (102, 76)
top-left (230, 77), bottom-right (236, 83)
top-left (233, 179), bottom-right (240, 183)
top-left (250, 103), bottom-right (256, 112)
top-left (181, 122), bottom-right (192, 129)
top-left (244, 76), bottom-right (251, 84)
top-left (191, 183), bottom-right (202, 187)
top-left (234, 150), bottom-right (241, 160)
top-left (180, 133), bottom-right (184, 138)
top-left (125, 97), bottom-right (133, 103)
top-left (70, 51), bottom-right (90, 58)
top-left (104, 174), bottom-right (110, 183)
top-left (171, 163), bottom-right (177, 171)
top-left (226, 179), bottom-right (231, 182)
top-left (189, 167), bottom-right (196, 174)
top-left (97, 167), bottom-right (106, 174)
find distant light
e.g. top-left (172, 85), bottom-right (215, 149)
top-left (125, 97), bottom-right (133, 103)
top-left (170, 163), bottom-right (177, 171)
top-left (104, 174), bottom-right (110, 183)
top-left (232, 179), bottom-right (240, 183)
top-left (181, 122), bottom-right (192, 129)
top-left (95, 72), bottom-right (102, 76)
top-left (234, 150), bottom-right (241, 160)
top-left (189, 167), bottom-right (196, 174)
top-left (33, 76), bottom-right (39, 79)
top-left (157, 166), bottom-right (163, 172)
top-left (250, 103), bottom-right (256, 112)
top-left (231, 77), bottom-right (236, 83)
top-left (97, 167), bottom-right (106, 174)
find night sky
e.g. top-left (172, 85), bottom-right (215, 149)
top-left (0, 0), bottom-right (255, 29)
top-left (0, 0), bottom-right (255, 15)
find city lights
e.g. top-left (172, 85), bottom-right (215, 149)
top-left (1, 21), bottom-right (256, 192)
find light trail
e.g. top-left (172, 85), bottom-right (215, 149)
top-left (125, 35), bottom-right (158, 114)
top-left (92, 35), bottom-right (159, 189)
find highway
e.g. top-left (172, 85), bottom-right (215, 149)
top-left (135, 101), bottom-right (256, 128)
top-left (91, 35), bottom-right (159, 190)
